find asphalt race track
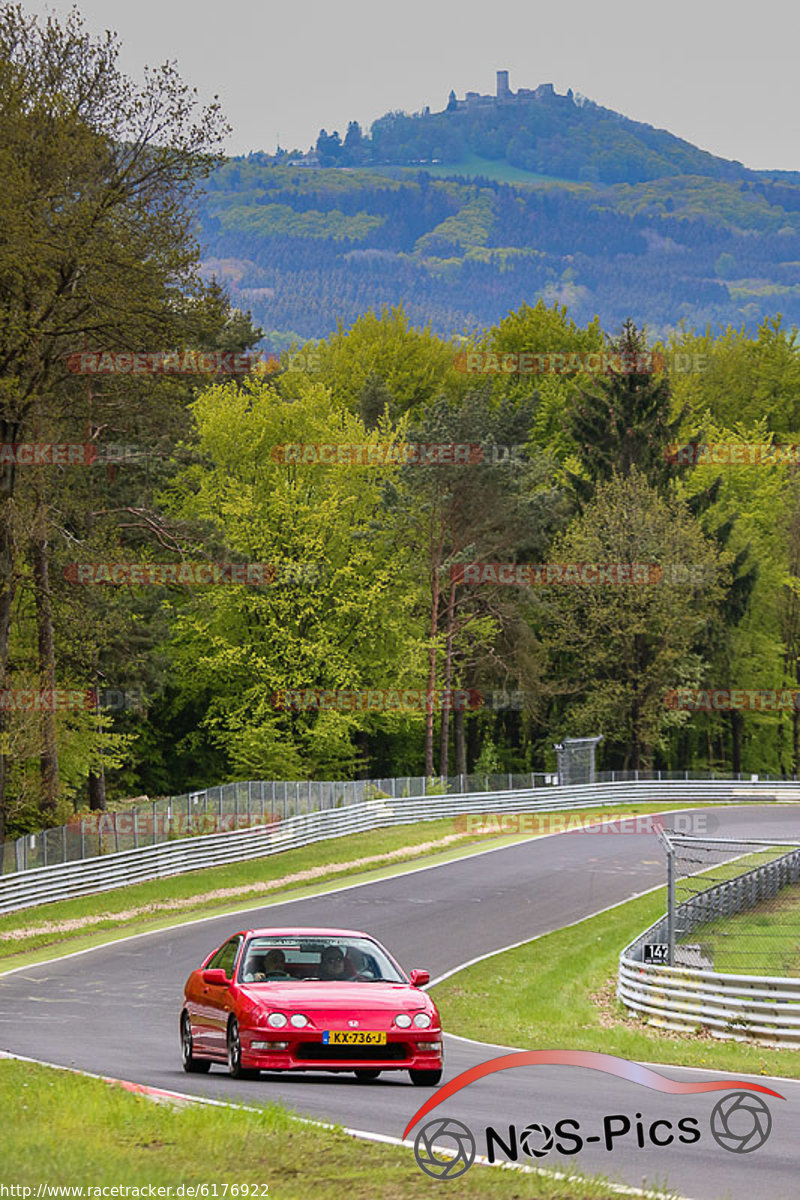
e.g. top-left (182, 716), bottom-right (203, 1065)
top-left (1, 806), bottom-right (798, 1199)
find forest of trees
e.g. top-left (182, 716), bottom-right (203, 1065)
top-left (197, 159), bottom-right (800, 349)
top-left (5, 6), bottom-right (800, 842)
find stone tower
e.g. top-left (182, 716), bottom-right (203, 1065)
top-left (496, 70), bottom-right (510, 99)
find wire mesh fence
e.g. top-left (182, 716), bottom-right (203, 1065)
top-left (664, 833), bottom-right (800, 976)
top-left (0, 771), bottom-right (556, 876)
top-left (554, 736), bottom-right (603, 785)
top-left (2, 766), bottom-right (795, 878)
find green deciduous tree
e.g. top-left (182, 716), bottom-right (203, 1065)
top-left (162, 374), bottom-right (424, 779)
top-left (541, 470), bottom-right (722, 770)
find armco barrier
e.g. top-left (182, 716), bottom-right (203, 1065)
top-left (2, 772), bottom-right (555, 874)
top-left (618, 843), bottom-right (800, 1048)
top-left (1, 778), bottom-right (799, 915)
top-left (4, 768), bottom-right (791, 876)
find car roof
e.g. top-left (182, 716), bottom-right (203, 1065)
top-left (237, 927), bottom-right (371, 939)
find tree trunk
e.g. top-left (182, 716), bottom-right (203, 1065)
top-left (31, 508), bottom-right (59, 817)
top-left (424, 514), bottom-right (443, 778)
top-left (730, 709), bottom-right (743, 775)
top-left (0, 426), bottom-right (19, 842)
top-left (467, 710), bottom-right (479, 773)
top-left (438, 577), bottom-right (457, 777)
top-left (88, 767), bottom-right (106, 812)
top-left (454, 706), bottom-right (467, 778)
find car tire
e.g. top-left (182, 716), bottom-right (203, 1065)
top-left (181, 1013), bottom-right (211, 1074)
top-left (354, 1069), bottom-right (381, 1081)
top-left (227, 1017), bottom-right (257, 1079)
top-left (409, 1068), bottom-right (443, 1087)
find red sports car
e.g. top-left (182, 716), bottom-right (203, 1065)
top-left (180, 926), bottom-right (444, 1085)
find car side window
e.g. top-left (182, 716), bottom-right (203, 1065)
top-left (207, 937), bottom-right (241, 978)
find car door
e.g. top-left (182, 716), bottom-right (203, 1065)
top-left (193, 936), bottom-right (241, 1056)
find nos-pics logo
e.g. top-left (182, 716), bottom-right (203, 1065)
top-left (404, 1051), bottom-right (783, 1180)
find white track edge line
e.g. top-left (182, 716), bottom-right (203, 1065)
top-left (0, 1050), bottom-right (695, 1200)
top-left (0, 803), bottom-right (706, 979)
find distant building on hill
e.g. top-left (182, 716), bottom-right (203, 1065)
top-left (445, 71), bottom-right (569, 112)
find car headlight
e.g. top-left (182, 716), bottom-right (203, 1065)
top-left (394, 1013), bottom-right (412, 1028)
top-left (266, 1012), bottom-right (288, 1028)
top-left (413, 1012), bottom-right (432, 1028)
top-left (289, 1013), bottom-right (309, 1028)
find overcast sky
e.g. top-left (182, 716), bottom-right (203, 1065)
top-left (27, 0), bottom-right (800, 171)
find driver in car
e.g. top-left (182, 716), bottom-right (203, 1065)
top-left (320, 944), bottom-right (358, 980)
top-left (246, 947), bottom-right (289, 981)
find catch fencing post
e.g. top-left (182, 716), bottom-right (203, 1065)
top-left (655, 825), bottom-right (676, 966)
top-left (667, 845), bottom-right (675, 965)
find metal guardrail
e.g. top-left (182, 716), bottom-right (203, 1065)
top-left (618, 844), bottom-right (800, 1048)
top-left (1, 772), bottom-right (556, 875)
top-left (2, 777), bottom-right (799, 915)
top-left (3, 768), bottom-right (793, 876)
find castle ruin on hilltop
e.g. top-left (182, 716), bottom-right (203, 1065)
top-left (446, 70), bottom-right (580, 113)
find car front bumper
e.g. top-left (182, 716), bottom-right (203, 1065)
top-left (242, 1029), bottom-right (443, 1072)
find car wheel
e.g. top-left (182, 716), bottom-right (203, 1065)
top-left (409, 1068), bottom-right (443, 1087)
top-left (227, 1017), bottom-right (257, 1079)
top-left (181, 1013), bottom-right (211, 1074)
top-left (354, 1069), bottom-right (381, 1081)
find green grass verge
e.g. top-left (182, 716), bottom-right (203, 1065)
top-left (0, 803), bottom-right (715, 971)
top-left (679, 881), bottom-right (800, 977)
top-left (432, 887), bottom-right (800, 1079)
top-left (0, 1058), bottom-right (651, 1199)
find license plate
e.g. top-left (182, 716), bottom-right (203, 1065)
top-left (322, 1030), bottom-right (386, 1045)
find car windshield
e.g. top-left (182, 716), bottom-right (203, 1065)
top-left (238, 935), bottom-right (406, 983)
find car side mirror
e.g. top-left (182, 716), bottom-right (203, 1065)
top-left (202, 968), bottom-right (230, 986)
top-left (409, 968), bottom-right (430, 987)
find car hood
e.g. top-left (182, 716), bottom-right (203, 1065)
top-left (239, 981), bottom-right (435, 1013)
